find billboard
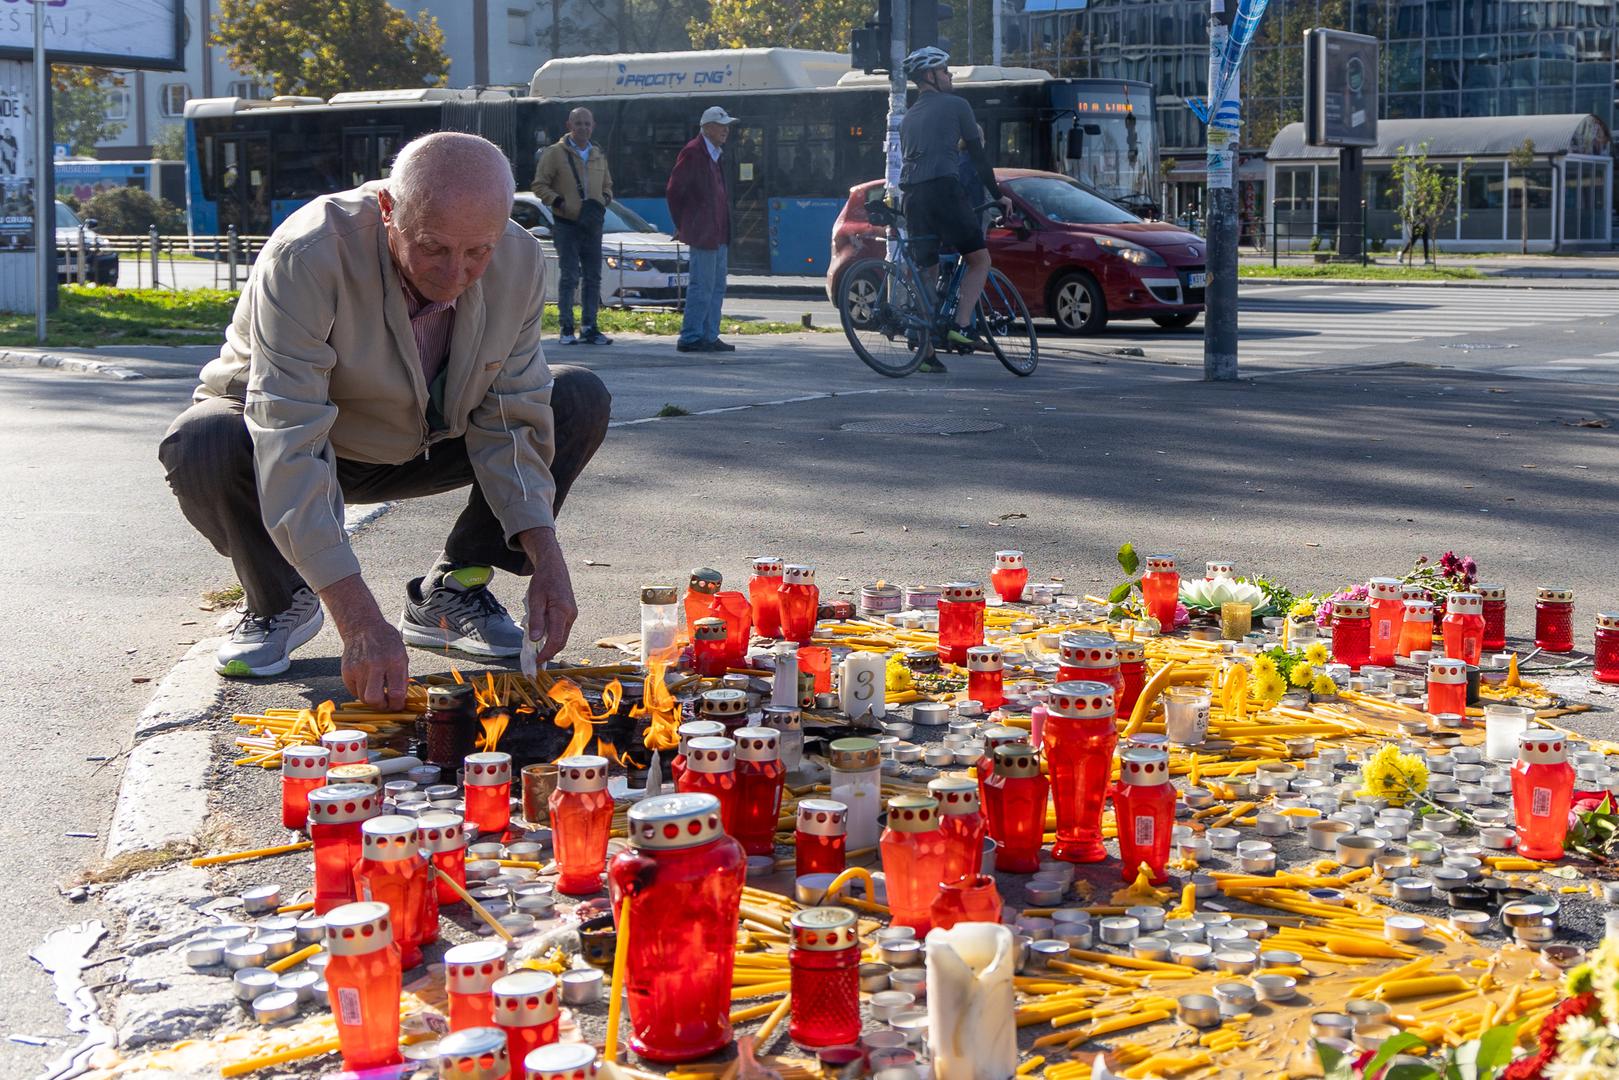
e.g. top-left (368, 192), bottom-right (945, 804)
top-left (0, 0), bottom-right (184, 71)
top-left (1304, 28), bottom-right (1378, 148)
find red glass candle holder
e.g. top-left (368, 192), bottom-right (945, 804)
top-left (778, 565), bottom-right (820, 645)
top-left (684, 567), bottom-right (722, 630)
top-left (1332, 600), bottom-right (1372, 671)
top-left (1113, 748), bottom-right (1175, 883)
top-left (549, 755), bottom-right (613, 896)
top-left (609, 792), bottom-right (747, 1063)
top-left (1443, 592), bottom-right (1486, 666)
top-left (966, 646), bottom-right (1005, 711)
top-left (928, 776), bottom-right (986, 886)
top-left (1536, 587), bottom-right (1575, 653)
top-left (493, 969), bottom-right (561, 1067)
top-left (795, 798), bottom-right (848, 877)
top-left (321, 728), bottom-right (369, 767)
top-left (1116, 641), bottom-right (1146, 718)
top-left (709, 590), bottom-right (754, 669)
top-left (1426, 657), bottom-right (1468, 718)
top-left (425, 683), bottom-right (478, 768)
top-left (799, 646), bottom-right (833, 694)
top-left (1043, 681), bottom-right (1116, 864)
top-left (1513, 729), bottom-right (1574, 860)
top-left (281, 744), bottom-right (329, 831)
top-left (734, 728), bottom-right (787, 857)
top-left (1367, 577), bottom-right (1404, 668)
top-left (419, 810), bottom-right (468, 905)
top-left (444, 940), bottom-right (509, 1031)
top-left (749, 557), bottom-right (784, 638)
top-left (880, 796), bottom-right (948, 935)
top-left (435, 1028), bottom-right (509, 1080)
top-left (983, 742), bottom-right (1048, 873)
top-left (1596, 612), bottom-right (1619, 685)
top-left (788, 907), bottom-right (862, 1048)
top-left (990, 550), bottom-right (1029, 603)
top-left (323, 901), bottom-right (403, 1071)
top-left (1140, 556), bottom-right (1179, 633)
top-left (929, 873), bottom-right (1003, 931)
top-left (354, 815), bottom-right (429, 969)
top-left (1477, 584), bottom-right (1508, 652)
top-left (463, 752), bottom-right (512, 836)
top-left (1398, 600), bottom-right (1435, 658)
top-left (308, 783), bottom-right (381, 915)
top-left (676, 736), bottom-right (739, 835)
top-left (672, 720), bottom-right (725, 788)
top-left (1056, 634), bottom-right (1124, 700)
top-left (975, 725), bottom-right (1027, 811)
top-left (938, 582), bottom-right (986, 666)
top-left (692, 618), bottom-right (730, 677)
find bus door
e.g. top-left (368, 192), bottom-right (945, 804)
top-left (343, 126), bottom-right (405, 187)
top-left (214, 133), bottom-right (271, 235)
top-left (728, 120), bottom-right (768, 272)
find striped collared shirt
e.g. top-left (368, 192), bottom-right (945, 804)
top-left (399, 273), bottom-right (456, 389)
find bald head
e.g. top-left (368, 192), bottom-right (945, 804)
top-left (378, 132), bottom-right (516, 303)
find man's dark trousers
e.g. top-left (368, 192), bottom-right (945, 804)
top-left (157, 366), bottom-right (611, 617)
top-left (553, 215), bottom-right (604, 337)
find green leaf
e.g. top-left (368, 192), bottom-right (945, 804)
top-left (1312, 1040), bottom-right (1348, 1079)
top-left (1471, 1022), bottom-right (1523, 1078)
top-left (1382, 1064), bottom-right (1439, 1080)
top-left (1117, 542), bottom-right (1139, 576)
top-left (1108, 581), bottom-right (1135, 604)
top-left (1360, 1033), bottom-right (1429, 1080)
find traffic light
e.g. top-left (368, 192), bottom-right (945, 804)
top-left (850, 0), bottom-right (892, 72)
top-left (909, 0), bottom-right (952, 51)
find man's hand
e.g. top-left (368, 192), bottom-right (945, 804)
top-left (518, 527), bottom-right (578, 668)
top-left (320, 574), bottom-right (409, 710)
top-left (997, 196), bottom-right (1014, 220)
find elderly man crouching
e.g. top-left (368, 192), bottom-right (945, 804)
top-left (159, 132), bottom-right (611, 708)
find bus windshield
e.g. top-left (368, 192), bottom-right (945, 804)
top-left (1046, 82), bottom-right (1157, 208)
top-left (1008, 177), bottom-right (1139, 224)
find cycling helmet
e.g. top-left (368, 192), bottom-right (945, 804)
top-left (903, 46), bottom-right (951, 82)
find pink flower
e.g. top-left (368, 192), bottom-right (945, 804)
top-left (1173, 602), bottom-right (1190, 629)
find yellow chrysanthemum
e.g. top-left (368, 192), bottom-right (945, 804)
top-left (885, 656), bottom-right (914, 694)
top-left (1254, 670), bottom-right (1286, 703)
top-left (1311, 674), bottom-right (1338, 697)
top-left (1356, 743), bottom-right (1429, 807)
top-left (1289, 599), bottom-right (1316, 619)
top-left (1253, 654), bottom-right (1278, 677)
top-left (1303, 642), bottom-right (1330, 666)
top-left (1290, 662), bottom-right (1317, 688)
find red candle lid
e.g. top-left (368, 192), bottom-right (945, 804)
top-left (1475, 584), bottom-right (1506, 601)
top-left (762, 705), bottom-right (802, 733)
top-left (323, 900), bottom-right (393, 957)
top-left (700, 688), bottom-right (749, 719)
top-left (941, 582), bottom-right (984, 603)
top-left (993, 743), bottom-right (1042, 779)
top-left (281, 745), bottom-right (329, 780)
top-left (436, 1026), bottom-right (509, 1079)
top-left (927, 776), bottom-right (980, 814)
top-left (752, 556), bottom-right (784, 576)
top-left (1334, 600), bottom-right (1370, 619)
top-left (734, 727), bottom-right (780, 763)
top-left (791, 906), bottom-right (859, 951)
top-left (627, 792), bottom-right (724, 850)
top-left (693, 617), bottom-right (728, 642)
top-left (797, 798), bottom-right (848, 836)
top-left (464, 752), bottom-right (512, 787)
top-left (1047, 680), bottom-right (1116, 720)
top-left (1368, 578), bottom-right (1403, 601)
top-left (360, 814), bottom-right (421, 863)
top-left (491, 969), bottom-right (560, 1027)
top-left (1537, 586), bottom-right (1574, 603)
top-left (1517, 729), bottom-right (1567, 765)
top-left (1448, 593), bottom-right (1483, 615)
top-left (1428, 657), bottom-right (1468, 683)
top-left (689, 568), bottom-right (723, 594)
top-left (307, 782), bottom-right (381, 825)
top-left (640, 584), bottom-right (678, 605)
top-left (417, 810), bottom-right (467, 854)
top-left (557, 755), bottom-right (609, 793)
top-left (885, 795), bottom-right (940, 833)
top-left (1598, 612), bottom-right (1619, 631)
top-left (1120, 747), bottom-right (1171, 787)
top-left (1145, 555), bottom-right (1176, 572)
top-left (684, 737), bottom-right (736, 775)
top-left (443, 941), bottom-right (508, 994)
top-left (966, 646), bottom-right (1004, 672)
top-left (1059, 634), bottom-right (1118, 669)
top-left (784, 564), bottom-right (816, 585)
top-left (524, 1043), bottom-right (598, 1080)
top-left (320, 729), bottom-right (369, 765)
top-left (995, 550), bottom-right (1026, 568)
top-left (1206, 560), bottom-right (1234, 576)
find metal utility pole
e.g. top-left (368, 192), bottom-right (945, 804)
top-left (886, 0), bottom-right (908, 197)
top-left (1202, 0), bottom-right (1238, 381)
top-left (32, 0), bottom-right (49, 343)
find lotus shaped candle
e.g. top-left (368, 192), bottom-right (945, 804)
top-left (1179, 577), bottom-right (1271, 616)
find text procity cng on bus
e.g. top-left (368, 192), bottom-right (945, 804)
top-left (614, 64), bottom-right (736, 91)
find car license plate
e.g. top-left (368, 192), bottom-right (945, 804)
top-left (667, 275), bottom-right (679, 287)
top-left (1187, 272), bottom-right (1207, 289)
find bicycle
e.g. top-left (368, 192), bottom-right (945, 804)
top-left (836, 197), bottom-right (1038, 379)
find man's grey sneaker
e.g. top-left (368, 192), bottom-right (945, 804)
top-left (399, 566), bottom-right (523, 657)
top-left (580, 329), bottom-right (613, 345)
top-left (216, 587), bottom-right (324, 678)
top-left (559, 332), bottom-right (577, 345)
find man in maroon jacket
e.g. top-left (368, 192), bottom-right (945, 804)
top-left (665, 105), bottom-right (738, 353)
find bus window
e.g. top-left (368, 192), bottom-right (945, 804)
top-left (271, 123), bottom-right (345, 201)
top-left (773, 122), bottom-right (836, 195)
top-left (997, 120), bottom-right (1035, 167)
top-left (343, 128), bottom-right (403, 187)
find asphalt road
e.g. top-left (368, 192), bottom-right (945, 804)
top-left (2, 280), bottom-right (1618, 1070)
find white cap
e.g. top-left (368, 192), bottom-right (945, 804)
top-left (700, 105), bottom-right (738, 125)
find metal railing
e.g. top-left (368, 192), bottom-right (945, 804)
top-left (61, 228), bottom-right (272, 289)
top-left (1269, 217), bottom-right (1371, 267)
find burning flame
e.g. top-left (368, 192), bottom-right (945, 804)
top-left (473, 672), bottom-right (501, 711)
top-left (450, 666), bottom-right (464, 684)
top-left (594, 735), bottom-right (641, 770)
top-left (477, 710), bottom-right (511, 753)
top-left (546, 678), bottom-right (599, 761)
top-left (314, 700), bottom-right (337, 735)
top-left (631, 661), bottom-right (681, 752)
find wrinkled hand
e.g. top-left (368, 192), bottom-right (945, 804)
top-left (519, 527), bottom-right (578, 670)
top-left (997, 196), bottom-right (1014, 220)
top-left (340, 617), bottom-right (409, 710)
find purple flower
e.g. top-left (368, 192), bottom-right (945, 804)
top-left (1462, 557), bottom-right (1477, 579)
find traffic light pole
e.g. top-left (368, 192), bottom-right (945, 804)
top-left (885, 0), bottom-right (908, 197)
top-left (1202, 0), bottom-right (1239, 382)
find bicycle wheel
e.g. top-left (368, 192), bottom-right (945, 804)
top-left (977, 268), bottom-right (1038, 376)
top-left (839, 257), bottom-right (932, 378)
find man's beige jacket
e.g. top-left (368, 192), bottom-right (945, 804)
top-left (532, 138), bottom-right (612, 221)
top-left (195, 183), bottom-right (556, 593)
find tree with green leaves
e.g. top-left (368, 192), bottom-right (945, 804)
top-left (1506, 137), bottom-right (1536, 255)
top-left (53, 66), bottom-right (127, 155)
top-left (1388, 142), bottom-right (1468, 267)
top-left (150, 124), bottom-right (186, 162)
top-left (212, 0), bottom-right (449, 100)
top-left (688, 0), bottom-right (867, 51)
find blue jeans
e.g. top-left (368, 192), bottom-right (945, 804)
top-left (552, 216), bottom-right (602, 335)
top-left (679, 244), bottom-right (728, 346)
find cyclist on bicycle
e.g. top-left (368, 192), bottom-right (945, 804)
top-left (899, 46), bottom-right (1013, 367)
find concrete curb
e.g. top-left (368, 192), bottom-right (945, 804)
top-left (0, 349), bottom-right (146, 379)
top-left (1237, 275), bottom-right (1619, 289)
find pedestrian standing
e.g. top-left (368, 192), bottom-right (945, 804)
top-left (534, 107), bottom-right (614, 345)
top-left (666, 105), bottom-right (738, 353)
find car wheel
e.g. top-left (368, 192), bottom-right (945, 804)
top-left (1050, 272), bottom-right (1107, 335)
top-left (1152, 312), bottom-right (1199, 329)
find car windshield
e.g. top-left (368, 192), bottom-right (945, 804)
top-left (55, 202), bottom-right (82, 229)
top-left (603, 200), bottom-right (654, 233)
top-left (1008, 177), bottom-right (1139, 225)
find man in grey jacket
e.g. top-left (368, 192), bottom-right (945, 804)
top-left (158, 132), bottom-right (611, 708)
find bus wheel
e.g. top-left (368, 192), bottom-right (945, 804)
top-left (1050, 272), bottom-right (1107, 335)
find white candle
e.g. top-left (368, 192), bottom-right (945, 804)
top-left (771, 642), bottom-right (799, 709)
top-left (925, 923), bottom-right (1017, 1080)
top-left (839, 652), bottom-right (888, 720)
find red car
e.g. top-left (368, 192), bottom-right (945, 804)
top-left (827, 169), bottom-right (1206, 334)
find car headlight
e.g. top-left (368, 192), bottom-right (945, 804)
top-left (1095, 237), bottom-right (1168, 268)
top-left (605, 256), bottom-right (652, 271)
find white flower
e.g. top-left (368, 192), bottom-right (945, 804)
top-left (1179, 578), bottom-right (1268, 611)
top-left (1592, 934), bottom-right (1619, 1026)
top-left (1558, 1014), bottom-right (1599, 1060)
top-left (1546, 1060), bottom-right (1614, 1080)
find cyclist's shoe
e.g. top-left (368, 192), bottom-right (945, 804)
top-left (917, 357), bottom-right (949, 373)
top-left (946, 327), bottom-right (977, 351)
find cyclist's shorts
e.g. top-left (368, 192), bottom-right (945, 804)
top-left (901, 176), bottom-right (986, 267)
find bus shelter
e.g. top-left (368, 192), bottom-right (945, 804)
top-left (1264, 113), bottom-right (1612, 253)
